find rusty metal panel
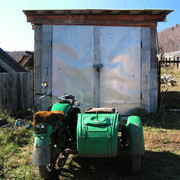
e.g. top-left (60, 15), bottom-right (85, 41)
top-left (99, 27), bottom-right (141, 114)
top-left (52, 25), bottom-right (94, 110)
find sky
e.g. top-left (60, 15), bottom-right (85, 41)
top-left (0, 0), bottom-right (179, 51)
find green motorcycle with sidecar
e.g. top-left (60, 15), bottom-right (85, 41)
top-left (32, 89), bottom-right (144, 179)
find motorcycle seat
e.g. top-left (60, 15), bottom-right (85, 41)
top-left (33, 111), bottom-right (65, 126)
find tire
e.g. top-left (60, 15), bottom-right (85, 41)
top-left (39, 164), bottom-right (55, 180)
top-left (131, 155), bottom-right (141, 173)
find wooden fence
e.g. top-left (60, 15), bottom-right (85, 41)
top-left (0, 72), bottom-right (33, 113)
top-left (158, 56), bottom-right (180, 68)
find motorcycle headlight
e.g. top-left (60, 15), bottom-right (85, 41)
top-left (34, 123), bottom-right (47, 134)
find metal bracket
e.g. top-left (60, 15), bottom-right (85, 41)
top-left (93, 63), bottom-right (104, 72)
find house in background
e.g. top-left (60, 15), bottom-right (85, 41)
top-left (19, 51), bottom-right (34, 71)
top-left (24, 9), bottom-right (172, 114)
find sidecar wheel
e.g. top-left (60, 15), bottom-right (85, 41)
top-left (39, 164), bottom-right (55, 180)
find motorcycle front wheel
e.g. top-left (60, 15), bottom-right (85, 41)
top-left (39, 163), bottom-right (55, 180)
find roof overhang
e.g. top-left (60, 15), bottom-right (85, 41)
top-left (23, 9), bottom-right (173, 29)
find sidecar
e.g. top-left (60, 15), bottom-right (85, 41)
top-left (76, 107), bottom-right (144, 173)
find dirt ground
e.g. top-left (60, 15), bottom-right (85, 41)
top-left (45, 125), bottom-right (180, 180)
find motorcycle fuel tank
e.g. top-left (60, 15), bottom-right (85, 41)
top-left (51, 103), bottom-right (71, 114)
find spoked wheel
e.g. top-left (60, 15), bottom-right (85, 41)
top-left (131, 155), bottom-right (141, 174)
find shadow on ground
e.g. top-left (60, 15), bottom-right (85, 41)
top-left (132, 107), bottom-right (180, 130)
top-left (51, 151), bottom-right (180, 180)
top-left (160, 91), bottom-right (180, 109)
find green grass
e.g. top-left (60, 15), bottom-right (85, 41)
top-left (0, 109), bottom-right (15, 124)
top-left (0, 127), bottom-right (42, 180)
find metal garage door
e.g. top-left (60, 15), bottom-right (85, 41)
top-left (52, 25), bottom-right (141, 114)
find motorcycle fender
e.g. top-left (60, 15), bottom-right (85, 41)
top-left (127, 116), bottom-right (144, 156)
top-left (32, 136), bottom-right (50, 166)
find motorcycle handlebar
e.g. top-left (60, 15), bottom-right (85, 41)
top-left (57, 94), bottom-right (80, 106)
top-left (38, 93), bottom-right (81, 106)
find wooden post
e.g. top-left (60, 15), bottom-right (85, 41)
top-left (34, 25), bottom-right (42, 110)
top-left (169, 57), bottom-right (171, 67)
top-left (158, 60), bottom-right (161, 110)
top-left (177, 57), bottom-right (179, 69)
top-left (41, 25), bottom-right (52, 111)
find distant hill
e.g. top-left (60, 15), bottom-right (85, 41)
top-left (158, 24), bottom-right (180, 53)
top-left (6, 51), bottom-right (26, 62)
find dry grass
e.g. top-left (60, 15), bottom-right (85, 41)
top-left (56, 118), bottom-right (180, 180)
top-left (144, 127), bottom-right (180, 154)
top-left (161, 65), bottom-right (180, 92)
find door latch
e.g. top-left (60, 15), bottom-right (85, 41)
top-left (93, 64), bottom-right (104, 72)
